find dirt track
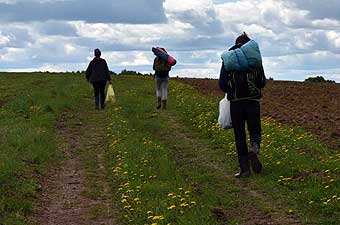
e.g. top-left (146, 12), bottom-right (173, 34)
top-left (33, 110), bottom-right (119, 225)
top-left (178, 78), bottom-right (340, 150)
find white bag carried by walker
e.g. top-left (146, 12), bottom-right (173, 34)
top-left (218, 94), bottom-right (232, 129)
top-left (105, 84), bottom-right (116, 104)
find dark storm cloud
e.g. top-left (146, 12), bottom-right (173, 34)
top-left (0, 0), bottom-right (167, 24)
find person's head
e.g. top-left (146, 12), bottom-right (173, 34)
top-left (229, 32), bottom-right (250, 51)
top-left (235, 32), bottom-right (250, 45)
top-left (94, 48), bottom-right (101, 57)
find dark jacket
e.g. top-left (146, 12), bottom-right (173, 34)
top-left (86, 57), bottom-right (111, 82)
top-left (153, 57), bottom-right (170, 79)
top-left (219, 62), bottom-right (266, 101)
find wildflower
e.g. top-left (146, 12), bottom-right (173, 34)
top-left (180, 203), bottom-right (189, 207)
top-left (152, 215), bottom-right (164, 221)
top-left (121, 194), bottom-right (128, 199)
top-left (167, 205), bottom-right (176, 210)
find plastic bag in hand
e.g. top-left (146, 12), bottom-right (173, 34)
top-left (105, 84), bottom-right (116, 104)
top-left (218, 94), bottom-right (232, 129)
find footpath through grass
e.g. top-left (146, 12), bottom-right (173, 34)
top-left (0, 73), bottom-right (90, 224)
top-left (1, 73), bottom-right (339, 224)
top-left (108, 75), bottom-right (340, 225)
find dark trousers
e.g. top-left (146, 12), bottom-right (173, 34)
top-left (230, 100), bottom-right (262, 172)
top-left (91, 81), bottom-right (107, 108)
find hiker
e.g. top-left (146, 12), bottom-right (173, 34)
top-left (85, 48), bottom-right (112, 110)
top-left (153, 48), bottom-right (171, 109)
top-left (219, 33), bottom-right (266, 178)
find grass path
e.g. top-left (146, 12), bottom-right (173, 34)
top-left (107, 75), bottom-right (340, 224)
top-left (106, 76), bottom-right (298, 224)
top-left (33, 104), bottom-right (120, 224)
top-left (1, 73), bottom-right (339, 224)
top-left (157, 112), bottom-right (300, 224)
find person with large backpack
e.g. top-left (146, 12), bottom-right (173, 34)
top-left (153, 48), bottom-right (172, 109)
top-left (85, 48), bottom-right (112, 110)
top-left (219, 33), bottom-right (266, 178)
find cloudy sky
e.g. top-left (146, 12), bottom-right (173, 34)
top-left (0, 0), bottom-right (340, 82)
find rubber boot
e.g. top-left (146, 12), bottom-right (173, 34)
top-left (235, 156), bottom-right (250, 178)
top-left (162, 100), bottom-right (167, 109)
top-left (157, 97), bottom-right (162, 110)
top-left (249, 142), bottom-right (262, 173)
top-left (95, 96), bottom-right (100, 110)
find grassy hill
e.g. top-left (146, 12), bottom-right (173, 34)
top-left (0, 73), bottom-right (339, 224)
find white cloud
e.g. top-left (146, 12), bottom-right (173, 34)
top-left (0, 33), bottom-right (10, 46)
top-left (64, 44), bottom-right (76, 55)
top-left (0, 0), bottom-right (340, 82)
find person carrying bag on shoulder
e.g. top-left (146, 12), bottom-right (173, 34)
top-left (219, 33), bottom-right (266, 178)
top-left (153, 48), bottom-right (172, 110)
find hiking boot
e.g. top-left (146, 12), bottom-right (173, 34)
top-left (234, 170), bottom-right (250, 178)
top-left (101, 103), bottom-right (106, 109)
top-left (249, 142), bottom-right (262, 173)
top-left (162, 100), bottom-right (167, 109)
top-left (249, 142), bottom-right (260, 155)
top-left (157, 97), bottom-right (162, 110)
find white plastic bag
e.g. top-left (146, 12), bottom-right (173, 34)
top-left (105, 84), bottom-right (116, 104)
top-left (218, 94), bottom-right (232, 129)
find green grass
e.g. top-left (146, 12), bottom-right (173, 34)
top-left (107, 75), bottom-right (340, 224)
top-left (1, 73), bottom-right (339, 224)
top-left (0, 72), bottom-right (91, 224)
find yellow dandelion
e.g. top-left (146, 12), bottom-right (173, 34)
top-left (152, 215), bottom-right (164, 221)
top-left (167, 205), bottom-right (176, 210)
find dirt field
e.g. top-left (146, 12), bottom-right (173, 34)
top-left (177, 78), bottom-right (340, 150)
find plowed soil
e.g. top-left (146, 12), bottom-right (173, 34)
top-left (177, 78), bottom-right (340, 150)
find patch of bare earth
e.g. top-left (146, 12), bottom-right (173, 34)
top-left (32, 111), bottom-right (119, 225)
top-left (162, 113), bottom-right (300, 225)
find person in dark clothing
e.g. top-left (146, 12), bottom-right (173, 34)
top-left (86, 49), bottom-right (112, 110)
top-left (153, 48), bottom-right (171, 109)
top-left (219, 33), bottom-right (266, 178)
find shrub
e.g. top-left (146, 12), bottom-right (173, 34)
top-left (305, 76), bottom-right (335, 83)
